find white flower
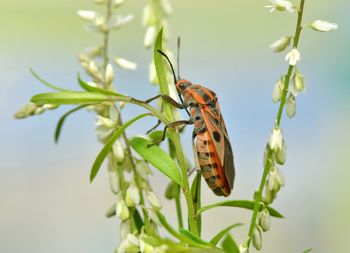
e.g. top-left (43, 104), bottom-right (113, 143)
top-left (109, 170), bottom-right (119, 194)
top-left (276, 139), bottom-right (287, 165)
top-left (290, 69), bottom-right (306, 96)
top-left (105, 64), bottom-right (114, 84)
top-left (117, 234), bottom-right (140, 253)
top-left (285, 94), bottom-right (296, 119)
top-left (160, 0), bottom-right (172, 16)
top-left (269, 126), bottom-right (283, 152)
top-left (88, 61), bottom-right (101, 78)
top-left (114, 0), bottom-right (126, 8)
top-left (115, 57), bottom-right (137, 70)
top-left (265, 0), bottom-right (294, 13)
top-left (142, 5), bottom-right (157, 27)
top-left (112, 140), bottom-right (125, 162)
top-left (77, 10), bottom-right (97, 22)
top-left (259, 208), bottom-right (271, 231)
top-left (140, 239), bottom-right (154, 253)
top-left (125, 183), bottom-right (140, 207)
top-left (116, 199), bottom-right (129, 221)
top-left (96, 115), bottom-right (116, 128)
top-left (108, 14), bottom-right (134, 30)
top-left (146, 191), bottom-right (162, 210)
top-left (272, 77), bottom-right (284, 103)
top-left (270, 36), bottom-right (292, 53)
top-left (285, 48), bottom-right (300, 66)
top-left (310, 20), bottom-right (338, 32)
top-left (144, 26), bottom-right (157, 48)
top-left (252, 227), bottom-right (262, 250)
top-left (120, 220), bottom-right (130, 240)
top-left (136, 160), bottom-right (152, 181)
top-left (239, 244), bottom-right (248, 253)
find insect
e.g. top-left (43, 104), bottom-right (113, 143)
top-left (146, 42), bottom-right (235, 197)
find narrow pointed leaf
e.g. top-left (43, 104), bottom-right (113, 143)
top-left (31, 91), bottom-right (113, 105)
top-left (191, 172), bottom-right (202, 234)
top-left (179, 228), bottom-right (212, 246)
top-left (221, 234), bottom-right (239, 253)
top-left (302, 249), bottom-right (312, 253)
top-left (30, 68), bottom-right (71, 92)
top-left (90, 113), bottom-right (150, 182)
top-left (78, 74), bottom-right (122, 96)
top-left (55, 105), bottom-right (88, 143)
top-left (197, 200), bottom-right (284, 218)
top-left (210, 223), bottom-right (243, 246)
top-left (129, 136), bottom-right (183, 186)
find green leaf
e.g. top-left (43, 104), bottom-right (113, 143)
top-left (221, 234), bottom-right (239, 253)
top-left (197, 200), bottom-right (284, 218)
top-left (30, 68), bottom-right (71, 92)
top-left (191, 172), bottom-right (202, 235)
top-left (179, 228), bottom-right (212, 247)
top-left (302, 249), bottom-right (312, 253)
top-left (54, 105), bottom-right (88, 143)
top-left (31, 91), bottom-right (113, 105)
top-left (129, 136), bottom-right (183, 186)
top-left (90, 113), bottom-right (150, 182)
top-left (210, 223), bottom-right (243, 246)
top-left (132, 208), bottom-right (144, 233)
top-left (154, 28), bottom-right (172, 120)
top-left (77, 74), bottom-right (122, 96)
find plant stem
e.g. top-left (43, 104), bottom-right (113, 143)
top-left (102, 0), bottom-right (112, 73)
top-left (246, 0), bottom-right (305, 247)
top-left (175, 194), bottom-right (184, 228)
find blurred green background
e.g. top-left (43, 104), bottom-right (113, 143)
top-left (1, 0), bottom-right (349, 252)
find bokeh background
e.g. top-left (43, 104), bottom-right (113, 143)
top-left (1, 0), bottom-right (349, 252)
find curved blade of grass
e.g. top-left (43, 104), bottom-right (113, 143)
top-left (179, 228), bottom-right (212, 247)
top-left (221, 234), bottom-right (239, 253)
top-left (197, 200), bottom-right (284, 218)
top-left (30, 68), bottom-right (71, 92)
top-left (156, 212), bottom-right (211, 249)
top-left (90, 113), bottom-right (150, 182)
top-left (129, 136), bottom-right (183, 186)
top-left (77, 74), bottom-right (122, 96)
top-left (210, 223), bottom-right (243, 246)
top-left (55, 105), bottom-right (89, 143)
top-left (191, 172), bottom-right (202, 234)
top-left (31, 91), bottom-right (121, 105)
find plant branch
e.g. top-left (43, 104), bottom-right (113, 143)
top-left (246, 0), bottom-right (306, 247)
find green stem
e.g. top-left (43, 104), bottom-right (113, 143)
top-left (175, 193), bottom-right (184, 229)
top-left (246, 0), bottom-right (306, 247)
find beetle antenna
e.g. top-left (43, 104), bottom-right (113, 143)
top-left (157, 49), bottom-right (177, 85)
top-left (177, 37), bottom-right (181, 80)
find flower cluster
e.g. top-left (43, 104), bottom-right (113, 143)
top-left (245, 1), bottom-right (338, 251)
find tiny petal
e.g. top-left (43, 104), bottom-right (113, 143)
top-left (259, 208), bottom-right (271, 231)
top-left (125, 183), bottom-right (140, 207)
top-left (105, 64), bottom-right (114, 84)
top-left (114, 0), bottom-right (126, 8)
top-left (144, 26), bottom-right (157, 48)
top-left (160, 0), bottom-right (172, 16)
top-left (285, 94), bottom-right (296, 118)
top-left (77, 10), bottom-right (97, 21)
top-left (290, 70), bottom-right (306, 96)
top-left (272, 77), bottom-right (284, 103)
top-left (265, 0), bottom-right (294, 13)
top-left (115, 57), bottom-right (137, 70)
top-left (112, 140), bottom-right (125, 162)
top-left (109, 170), bottom-right (119, 194)
top-left (96, 115), bottom-right (115, 128)
top-left (270, 36), bottom-right (292, 53)
top-left (116, 199), bottom-right (129, 221)
top-left (268, 126), bottom-right (284, 153)
top-left (120, 220), bottom-right (130, 240)
top-left (275, 139), bottom-right (287, 164)
top-left (252, 226), bottom-right (262, 250)
top-left (88, 61), bottom-right (101, 78)
top-left (142, 5), bottom-right (157, 27)
top-left (310, 20), bottom-right (338, 32)
top-left (285, 48), bottom-right (300, 66)
top-left (108, 14), bottom-right (134, 30)
top-left (146, 191), bottom-right (162, 210)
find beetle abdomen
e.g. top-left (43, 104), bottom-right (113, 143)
top-left (195, 131), bottom-right (231, 196)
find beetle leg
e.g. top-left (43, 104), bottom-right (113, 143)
top-left (147, 119), bottom-right (193, 147)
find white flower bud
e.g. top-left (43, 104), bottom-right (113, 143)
top-left (136, 160), bottom-right (152, 181)
top-left (112, 140), bottom-right (125, 162)
top-left (149, 61), bottom-right (158, 84)
top-left (264, 186), bottom-right (275, 204)
top-left (42, 104), bottom-right (59, 110)
top-left (34, 107), bottom-right (45, 115)
top-left (77, 10), bottom-right (97, 22)
top-left (114, 0), bottom-right (126, 8)
top-left (146, 191), bottom-right (162, 210)
top-left (268, 126), bottom-right (283, 153)
top-left (115, 57), bottom-right (137, 70)
top-left (142, 5), bottom-right (157, 27)
top-left (275, 167), bottom-right (285, 187)
top-left (108, 14), bottom-right (134, 30)
top-left (117, 234), bottom-right (139, 253)
top-left (258, 208), bottom-right (271, 231)
top-left (160, 0), bottom-right (172, 16)
top-left (290, 70), bottom-right (306, 96)
top-left (144, 26), bottom-right (157, 48)
top-left (310, 20), bottom-right (338, 32)
top-left (146, 208), bottom-right (162, 226)
top-left (285, 94), bottom-right (296, 118)
top-left (265, 0), bottom-right (294, 13)
top-left (252, 226), bottom-right (262, 250)
top-left (120, 220), bottom-right (130, 240)
top-left (272, 77), bottom-right (284, 103)
top-left (285, 48), bottom-right (300, 66)
top-left (88, 61), bottom-right (100, 78)
top-left (116, 199), bottom-right (129, 221)
top-left (105, 64), bottom-right (114, 85)
top-left (270, 36), bottom-right (292, 53)
top-left (96, 115), bottom-right (116, 128)
top-left (125, 183), bottom-right (140, 207)
top-left (275, 139), bottom-right (287, 165)
top-left (109, 170), bottom-right (119, 194)
top-left (239, 244), bottom-right (248, 253)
